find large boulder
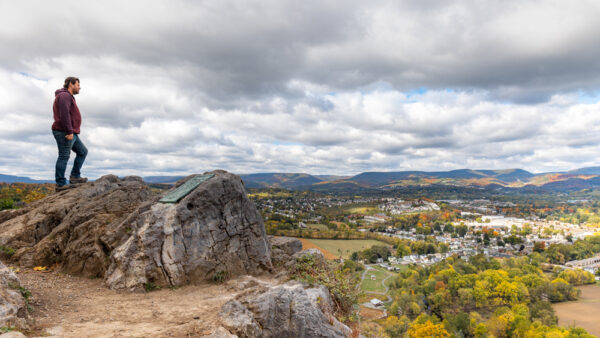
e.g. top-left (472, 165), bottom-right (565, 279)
top-left (0, 261), bottom-right (28, 328)
top-left (268, 236), bottom-right (302, 271)
top-left (269, 236), bottom-right (302, 256)
top-left (105, 170), bottom-right (273, 291)
top-left (0, 175), bottom-right (153, 277)
top-left (219, 281), bottom-right (351, 338)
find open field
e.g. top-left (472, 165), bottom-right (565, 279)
top-left (554, 284), bottom-right (600, 337)
top-left (346, 206), bottom-right (381, 214)
top-left (297, 238), bottom-right (338, 259)
top-left (307, 223), bottom-right (329, 231)
top-left (305, 239), bottom-right (389, 259)
top-left (390, 264), bottom-right (409, 272)
top-left (361, 268), bottom-right (390, 293)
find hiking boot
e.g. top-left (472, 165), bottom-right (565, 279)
top-left (56, 184), bottom-right (76, 192)
top-left (69, 176), bottom-right (88, 184)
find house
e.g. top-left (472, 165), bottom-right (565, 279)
top-left (370, 298), bottom-right (384, 307)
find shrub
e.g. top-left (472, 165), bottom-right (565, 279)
top-left (293, 253), bottom-right (361, 321)
top-left (143, 282), bottom-right (160, 292)
top-left (212, 270), bottom-right (229, 283)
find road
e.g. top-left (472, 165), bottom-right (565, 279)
top-left (360, 265), bottom-right (394, 318)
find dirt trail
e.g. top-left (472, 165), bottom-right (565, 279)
top-left (16, 268), bottom-right (268, 337)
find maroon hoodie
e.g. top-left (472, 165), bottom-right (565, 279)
top-left (52, 88), bottom-right (82, 135)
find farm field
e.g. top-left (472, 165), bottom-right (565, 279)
top-left (296, 238), bottom-right (338, 259)
top-left (304, 239), bottom-right (389, 259)
top-left (553, 284), bottom-right (600, 337)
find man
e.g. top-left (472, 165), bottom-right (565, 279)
top-left (52, 77), bottom-right (88, 190)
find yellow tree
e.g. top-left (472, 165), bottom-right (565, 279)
top-left (407, 321), bottom-right (450, 338)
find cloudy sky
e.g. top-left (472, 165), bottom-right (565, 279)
top-left (2, 0), bottom-right (600, 179)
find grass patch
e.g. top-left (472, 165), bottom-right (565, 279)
top-left (306, 239), bottom-right (389, 259)
top-left (361, 269), bottom-right (390, 293)
top-left (307, 223), bottom-right (329, 231)
top-left (390, 264), bottom-right (409, 271)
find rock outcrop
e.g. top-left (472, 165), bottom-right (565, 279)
top-left (268, 236), bottom-right (302, 271)
top-left (105, 170), bottom-right (272, 291)
top-left (0, 175), bottom-right (153, 277)
top-left (0, 170), bottom-right (358, 336)
top-left (219, 280), bottom-right (351, 338)
top-left (0, 261), bottom-right (27, 328)
top-left (0, 170), bottom-right (272, 291)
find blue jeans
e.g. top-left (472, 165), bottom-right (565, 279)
top-left (52, 130), bottom-right (88, 186)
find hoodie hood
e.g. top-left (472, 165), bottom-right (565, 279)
top-left (55, 88), bottom-right (71, 97)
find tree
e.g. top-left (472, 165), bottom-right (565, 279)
top-left (548, 278), bottom-right (579, 302)
top-left (396, 244), bottom-right (411, 257)
top-left (533, 241), bottom-right (546, 253)
top-left (407, 320), bottom-right (450, 338)
top-left (384, 315), bottom-right (410, 337)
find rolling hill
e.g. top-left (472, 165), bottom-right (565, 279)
top-left (4, 168), bottom-right (600, 193)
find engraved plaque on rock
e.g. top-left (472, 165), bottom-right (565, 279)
top-left (159, 174), bottom-right (214, 203)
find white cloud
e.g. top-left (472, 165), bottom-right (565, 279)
top-left (1, 1), bottom-right (600, 178)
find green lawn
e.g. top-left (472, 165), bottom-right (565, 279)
top-left (390, 264), bottom-right (409, 272)
top-left (361, 268), bottom-right (389, 293)
top-left (307, 239), bottom-right (389, 259)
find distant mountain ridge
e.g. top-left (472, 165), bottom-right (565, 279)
top-left (0, 174), bottom-right (52, 184)
top-left (238, 168), bottom-right (600, 193)
top-left (3, 167), bottom-right (600, 193)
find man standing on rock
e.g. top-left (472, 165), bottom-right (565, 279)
top-left (51, 77), bottom-right (88, 190)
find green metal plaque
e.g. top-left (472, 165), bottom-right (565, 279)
top-left (159, 174), bottom-right (214, 203)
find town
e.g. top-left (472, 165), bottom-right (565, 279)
top-left (251, 191), bottom-right (600, 275)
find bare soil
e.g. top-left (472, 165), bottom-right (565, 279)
top-left (16, 268), bottom-right (268, 337)
top-left (297, 238), bottom-right (338, 259)
top-left (553, 284), bottom-right (600, 337)
top-left (359, 306), bottom-right (385, 320)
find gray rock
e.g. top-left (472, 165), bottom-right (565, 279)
top-left (0, 175), bottom-right (154, 278)
top-left (269, 236), bottom-right (303, 271)
top-left (220, 300), bottom-right (262, 337)
top-left (105, 170), bottom-right (273, 291)
top-left (220, 281), bottom-right (351, 338)
top-left (0, 261), bottom-right (27, 329)
top-left (269, 236), bottom-right (302, 256)
top-left (225, 275), bottom-right (267, 292)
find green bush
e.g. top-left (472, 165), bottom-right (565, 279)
top-left (212, 270), bottom-right (229, 283)
top-left (0, 246), bottom-right (15, 256)
top-left (143, 282), bottom-right (161, 292)
top-left (293, 253), bottom-right (361, 320)
top-left (0, 198), bottom-right (14, 211)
